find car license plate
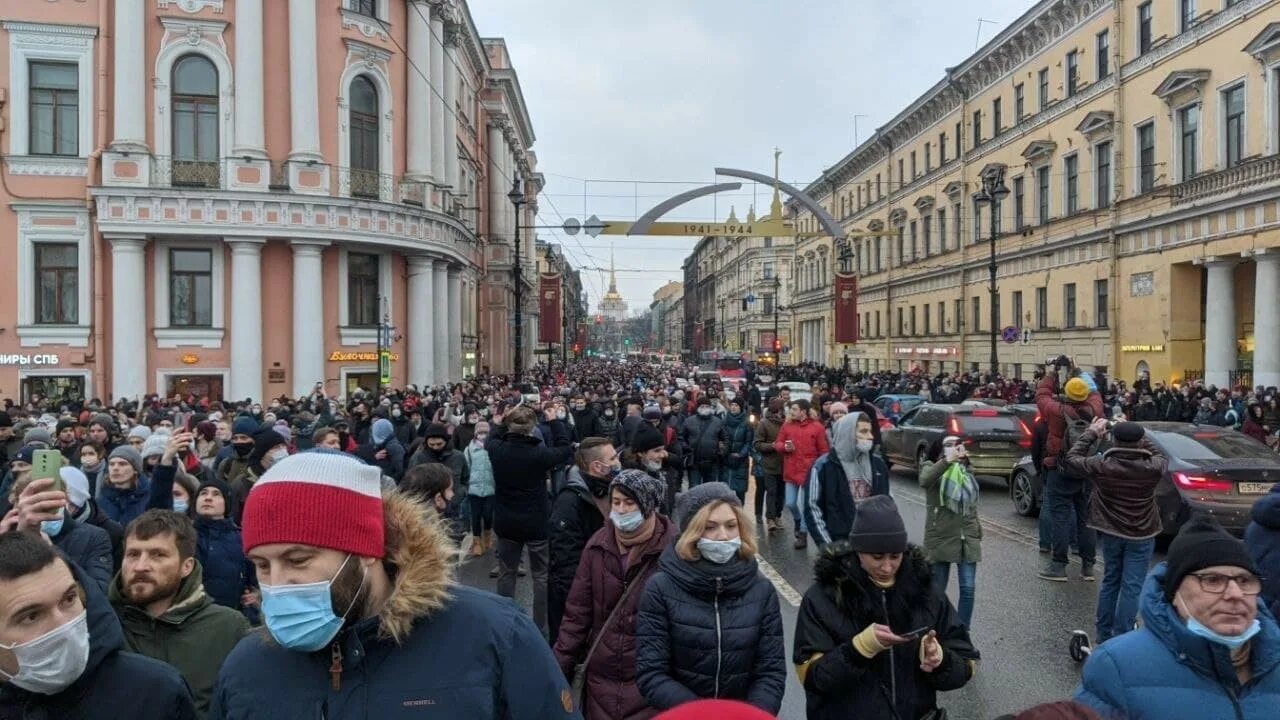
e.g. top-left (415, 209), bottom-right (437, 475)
top-left (979, 442), bottom-right (1010, 451)
top-left (1238, 482), bottom-right (1275, 494)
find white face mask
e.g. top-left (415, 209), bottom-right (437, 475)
top-left (0, 610), bottom-right (91, 695)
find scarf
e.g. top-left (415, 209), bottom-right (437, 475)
top-left (614, 513), bottom-right (657, 572)
top-left (939, 461), bottom-right (979, 516)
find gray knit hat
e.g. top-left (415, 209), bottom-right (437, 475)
top-left (140, 434), bottom-right (169, 461)
top-left (674, 481), bottom-right (740, 531)
top-left (848, 495), bottom-right (908, 553)
top-left (108, 445), bottom-right (143, 476)
top-left (610, 469), bottom-right (666, 518)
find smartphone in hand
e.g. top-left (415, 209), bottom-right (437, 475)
top-left (32, 449), bottom-right (64, 491)
top-left (896, 625), bottom-right (933, 641)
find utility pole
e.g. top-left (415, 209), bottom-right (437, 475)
top-left (509, 175), bottom-right (527, 380)
top-left (717, 299), bottom-right (726, 349)
top-left (973, 167), bottom-right (1009, 376)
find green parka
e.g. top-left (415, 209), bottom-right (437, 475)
top-left (918, 460), bottom-right (983, 564)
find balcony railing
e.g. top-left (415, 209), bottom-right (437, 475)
top-left (1173, 154), bottom-right (1280, 205)
top-left (152, 156), bottom-right (223, 189)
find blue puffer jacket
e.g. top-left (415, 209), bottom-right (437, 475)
top-left (98, 474), bottom-right (158, 527)
top-left (1075, 563), bottom-right (1280, 720)
top-left (195, 516), bottom-right (256, 612)
top-left (635, 545), bottom-right (786, 714)
top-left (1247, 486), bottom-right (1280, 612)
top-left (209, 492), bottom-right (579, 720)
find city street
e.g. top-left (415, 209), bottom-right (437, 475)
top-left (456, 467), bottom-right (1148, 720)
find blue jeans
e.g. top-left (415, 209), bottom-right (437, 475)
top-left (1096, 533), bottom-right (1155, 642)
top-left (688, 465), bottom-right (715, 488)
top-left (1047, 469), bottom-right (1096, 567)
top-left (932, 562), bottom-right (977, 628)
top-left (784, 482), bottom-right (806, 534)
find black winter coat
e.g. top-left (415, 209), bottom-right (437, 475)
top-left (50, 516), bottom-right (114, 594)
top-left (635, 545), bottom-right (786, 714)
top-left (548, 470), bottom-right (607, 641)
top-left (678, 413), bottom-right (728, 467)
top-left (794, 544), bottom-right (978, 720)
top-left (77, 498), bottom-right (124, 572)
top-left (488, 420), bottom-right (574, 542)
top-left (571, 408), bottom-right (602, 441)
top-left (195, 516), bottom-right (257, 613)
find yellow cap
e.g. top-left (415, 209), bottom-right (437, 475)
top-left (1064, 377), bottom-right (1089, 403)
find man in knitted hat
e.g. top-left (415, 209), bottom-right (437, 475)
top-left (209, 452), bottom-right (577, 719)
top-left (54, 418), bottom-right (80, 464)
top-left (1036, 358), bottom-right (1104, 583)
top-left (1075, 514), bottom-right (1280, 719)
top-left (86, 413), bottom-right (117, 452)
top-left (214, 416), bottom-right (261, 489)
top-left (226, 428), bottom-right (288, 525)
top-left (1062, 418), bottom-right (1167, 641)
top-left (99, 445), bottom-right (152, 527)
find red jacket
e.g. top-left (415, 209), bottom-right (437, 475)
top-left (1035, 375), bottom-right (1106, 468)
top-left (774, 417), bottom-right (830, 487)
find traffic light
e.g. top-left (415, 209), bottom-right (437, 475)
top-left (624, 338), bottom-right (631, 346)
top-left (572, 343), bottom-right (580, 353)
top-left (772, 339), bottom-right (781, 354)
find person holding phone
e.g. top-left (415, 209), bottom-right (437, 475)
top-left (794, 496), bottom-right (978, 720)
top-left (918, 437), bottom-right (983, 629)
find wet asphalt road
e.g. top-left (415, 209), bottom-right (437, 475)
top-left (455, 466), bottom-right (1159, 719)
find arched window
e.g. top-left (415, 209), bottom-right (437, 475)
top-left (349, 76), bottom-right (380, 198)
top-left (171, 55), bottom-right (219, 186)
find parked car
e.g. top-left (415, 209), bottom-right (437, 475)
top-left (1006, 422), bottom-right (1280, 537)
top-left (1004, 403), bottom-right (1040, 429)
top-left (881, 404), bottom-right (1031, 478)
top-left (873, 394), bottom-right (927, 428)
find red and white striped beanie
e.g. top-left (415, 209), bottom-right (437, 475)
top-left (242, 452), bottom-right (385, 558)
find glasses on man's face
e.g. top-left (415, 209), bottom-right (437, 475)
top-left (1190, 572), bottom-right (1263, 596)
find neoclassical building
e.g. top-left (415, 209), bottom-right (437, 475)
top-left (1, 0), bottom-right (543, 402)
top-left (789, 0), bottom-right (1280, 388)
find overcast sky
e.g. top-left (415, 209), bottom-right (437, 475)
top-left (468, 0), bottom-right (1038, 315)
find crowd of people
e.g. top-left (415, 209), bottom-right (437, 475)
top-left (1, 355), bottom-right (1279, 719)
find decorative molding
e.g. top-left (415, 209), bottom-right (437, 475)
top-left (154, 328), bottom-right (225, 349)
top-left (943, 181), bottom-right (966, 201)
top-left (1245, 22), bottom-right (1280, 62)
top-left (979, 162), bottom-right (1008, 180)
top-left (13, 203), bottom-right (91, 340)
top-left (157, 17), bottom-right (227, 51)
top-left (913, 195), bottom-right (936, 213)
top-left (340, 8), bottom-right (390, 42)
top-left (4, 22), bottom-right (96, 160)
top-left (3, 156), bottom-right (88, 177)
top-left (888, 208), bottom-right (908, 227)
top-left (1021, 140), bottom-right (1058, 164)
top-left (1121, 0), bottom-right (1271, 79)
top-left (1153, 69), bottom-right (1211, 102)
top-left (1075, 110), bottom-right (1114, 139)
top-left (343, 37), bottom-right (392, 67)
top-left (157, 0), bottom-right (224, 13)
top-left (2, 21), bottom-right (97, 43)
top-left (17, 326), bottom-right (90, 349)
top-left (152, 239), bottom-right (226, 342)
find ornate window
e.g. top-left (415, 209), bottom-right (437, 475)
top-left (169, 248), bottom-right (213, 327)
top-left (347, 252), bottom-right (380, 326)
top-left (171, 55), bottom-right (219, 187)
top-left (349, 76), bottom-right (380, 199)
top-left (34, 244), bottom-right (78, 324)
top-left (29, 61), bottom-right (78, 156)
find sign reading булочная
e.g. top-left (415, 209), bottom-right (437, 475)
top-left (328, 351), bottom-right (401, 362)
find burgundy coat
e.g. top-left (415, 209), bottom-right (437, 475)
top-left (1035, 375), bottom-right (1106, 468)
top-left (552, 514), bottom-right (676, 720)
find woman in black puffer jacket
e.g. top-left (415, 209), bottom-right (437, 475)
top-left (635, 482), bottom-right (786, 715)
top-left (794, 495), bottom-right (979, 720)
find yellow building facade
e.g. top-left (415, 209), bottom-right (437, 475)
top-left (791, 0), bottom-right (1280, 388)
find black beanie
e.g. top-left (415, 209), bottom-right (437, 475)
top-left (848, 495), bottom-right (908, 554)
top-left (630, 422), bottom-right (665, 454)
top-left (423, 423), bottom-right (450, 440)
top-left (247, 428), bottom-right (287, 469)
top-left (1163, 514), bottom-right (1258, 601)
top-left (197, 476), bottom-right (232, 517)
top-left (1111, 421), bottom-right (1144, 445)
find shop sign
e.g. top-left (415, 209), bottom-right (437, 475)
top-left (181, 354), bottom-right (199, 364)
top-left (893, 346), bottom-right (959, 357)
top-left (1121, 344), bottom-right (1165, 353)
top-left (267, 369), bottom-right (286, 384)
top-left (328, 351), bottom-right (400, 362)
top-left (0, 354), bottom-right (60, 366)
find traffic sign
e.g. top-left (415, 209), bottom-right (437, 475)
top-left (562, 218), bottom-right (581, 236)
top-left (1001, 326), bottom-right (1019, 344)
top-left (584, 215), bottom-right (605, 237)
top-left (1021, 328), bottom-right (1033, 345)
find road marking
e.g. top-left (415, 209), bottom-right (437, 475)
top-left (758, 555), bottom-right (803, 607)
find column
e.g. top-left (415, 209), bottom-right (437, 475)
top-left (432, 260), bottom-right (450, 382)
top-left (1203, 258), bottom-right (1238, 389)
top-left (111, 0), bottom-right (146, 150)
top-left (291, 242), bottom-right (328, 398)
top-left (448, 268), bottom-right (462, 380)
top-left (110, 237), bottom-right (147, 399)
top-left (228, 240), bottom-right (265, 402)
top-left (1254, 251), bottom-right (1280, 388)
top-left (442, 25), bottom-right (461, 196)
top-left (406, 256), bottom-right (435, 387)
top-left (428, 6), bottom-right (447, 192)
top-left (405, 1), bottom-right (432, 180)
top-left (287, 0), bottom-right (321, 161)
top-left (233, 0), bottom-right (266, 156)
top-left (487, 124), bottom-right (506, 241)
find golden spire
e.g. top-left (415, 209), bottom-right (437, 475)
top-left (770, 148), bottom-right (784, 221)
top-left (604, 245), bottom-right (621, 299)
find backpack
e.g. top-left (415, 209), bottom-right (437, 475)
top-left (1059, 404), bottom-right (1095, 478)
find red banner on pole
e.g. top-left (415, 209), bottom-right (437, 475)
top-left (834, 272), bottom-right (859, 344)
top-left (693, 322), bottom-right (705, 353)
top-left (575, 322), bottom-right (587, 349)
top-left (538, 274), bottom-right (562, 344)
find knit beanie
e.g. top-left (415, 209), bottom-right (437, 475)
top-left (1163, 513), bottom-right (1258, 601)
top-left (272, 421), bottom-right (293, 444)
top-left (248, 428), bottom-right (288, 468)
top-left (108, 445), bottom-right (143, 477)
top-left (140, 434), bottom-right (169, 460)
top-left (654, 700), bottom-right (775, 720)
top-left (848, 495), bottom-right (908, 553)
top-left (127, 425), bottom-right (151, 442)
top-left (55, 418), bottom-right (77, 435)
top-left (60, 466), bottom-right (91, 509)
top-left (197, 476), bottom-right (232, 514)
top-left (1111, 421), bottom-right (1144, 445)
top-left (371, 418), bottom-right (395, 445)
top-left (231, 416), bottom-right (259, 438)
top-left (674, 481), bottom-right (740, 531)
top-left (1064, 377), bottom-right (1090, 403)
top-left (21, 428), bottom-right (52, 447)
top-left (610, 469), bottom-right (666, 518)
top-left (242, 452), bottom-right (385, 558)
top-left (630, 422), bottom-right (666, 454)
top-left (89, 413), bottom-right (115, 434)
top-left (423, 422), bottom-right (450, 440)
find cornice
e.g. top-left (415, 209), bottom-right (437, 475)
top-left (1121, 0), bottom-right (1275, 80)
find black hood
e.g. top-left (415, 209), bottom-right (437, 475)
top-left (812, 541), bottom-right (935, 630)
top-left (655, 542), bottom-right (759, 599)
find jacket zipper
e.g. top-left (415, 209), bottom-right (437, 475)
top-left (880, 589), bottom-right (896, 711)
top-left (714, 577), bottom-right (724, 698)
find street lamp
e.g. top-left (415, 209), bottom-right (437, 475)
top-left (838, 242), bottom-right (853, 371)
top-left (508, 174), bottom-right (527, 379)
top-left (972, 167), bottom-right (1010, 376)
top-left (717, 299), bottom-right (727, 349)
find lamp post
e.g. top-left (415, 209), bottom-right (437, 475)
top-left (717, 298), bottom-right (726, 349)
top-left (771, 275), bottom-right (782, 361)
top-left (972, 167), bottom-right (1010, 376)
top-left (839, 241), bottom-right (853, 372)
top-left (508, 175), bottom-right (527, 379)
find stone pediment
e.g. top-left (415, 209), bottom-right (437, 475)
top-left (1075, 111), bottom-right (1114, 139)
top-left (866, 219), bottom-right (886, 232)
top-left (1244, 22), bottom-right (1280, 61)
top-left (1021, 140), bottom-right (1057, 164)
top-left (1153, 69), bottom-right (1210, 102)
top-left (888, 208), bottom-right (907, 227)
top-left (913, 195), bottom-right (936, 213)
top-left (943, 181), bottom-right (966, 201)
top-left (979, 162), bottom-right (1008, 181)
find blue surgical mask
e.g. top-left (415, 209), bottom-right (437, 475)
top-left (173, 499), bottom-right (188, 514)
top-left (1178, 593), bottom-right (1263, 651)
top-left (260, 554), bottom-right (367, 652)
top-left (607, 464), bottom-right (622, 479)
top-left (610, 509), bottom-right (644, 533)
top-left (41, 509), bottom-right (65, 538)
top-left (697, 537), bottom-right (741, 564)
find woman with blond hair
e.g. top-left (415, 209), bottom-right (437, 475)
top-left (635, 482), bottom-right (786, 715)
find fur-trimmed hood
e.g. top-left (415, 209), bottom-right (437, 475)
top-left (812, 541), bottom-right (935, 630)
top-left (372, 491), bottom-right (457, 644)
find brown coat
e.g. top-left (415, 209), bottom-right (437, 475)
top-left (752, 412), bottom-right (784, 476)
top-left (1061, 427), bottom-right (1168, 540)
top-left (552, 514), bottom-right (676, 720)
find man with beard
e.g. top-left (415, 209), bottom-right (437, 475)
top-left (54, 419), bottom-right (81, 464)
top-left (207, 452), bottom-right (576, 719)
top-left (548, 438), bottom-right (616, 641)
top-left (110, 510), bottom-right (249, 717)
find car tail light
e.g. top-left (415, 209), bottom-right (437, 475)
top-left (1017, 419), bottom-right (1032, 449)
top-left (971, 409), bottom-right (998, 417)
top-left (892, 402), bottom-right (901, 414)
top-left (1173, 472), bottom-right (1232, 493)
top-left (1033, 413), bottom-right (1041, 424)
top-left (948, 417), bottom-right (962, 435)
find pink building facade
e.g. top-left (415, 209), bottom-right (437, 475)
top-left (0, 0), bottom-right (542, 403)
